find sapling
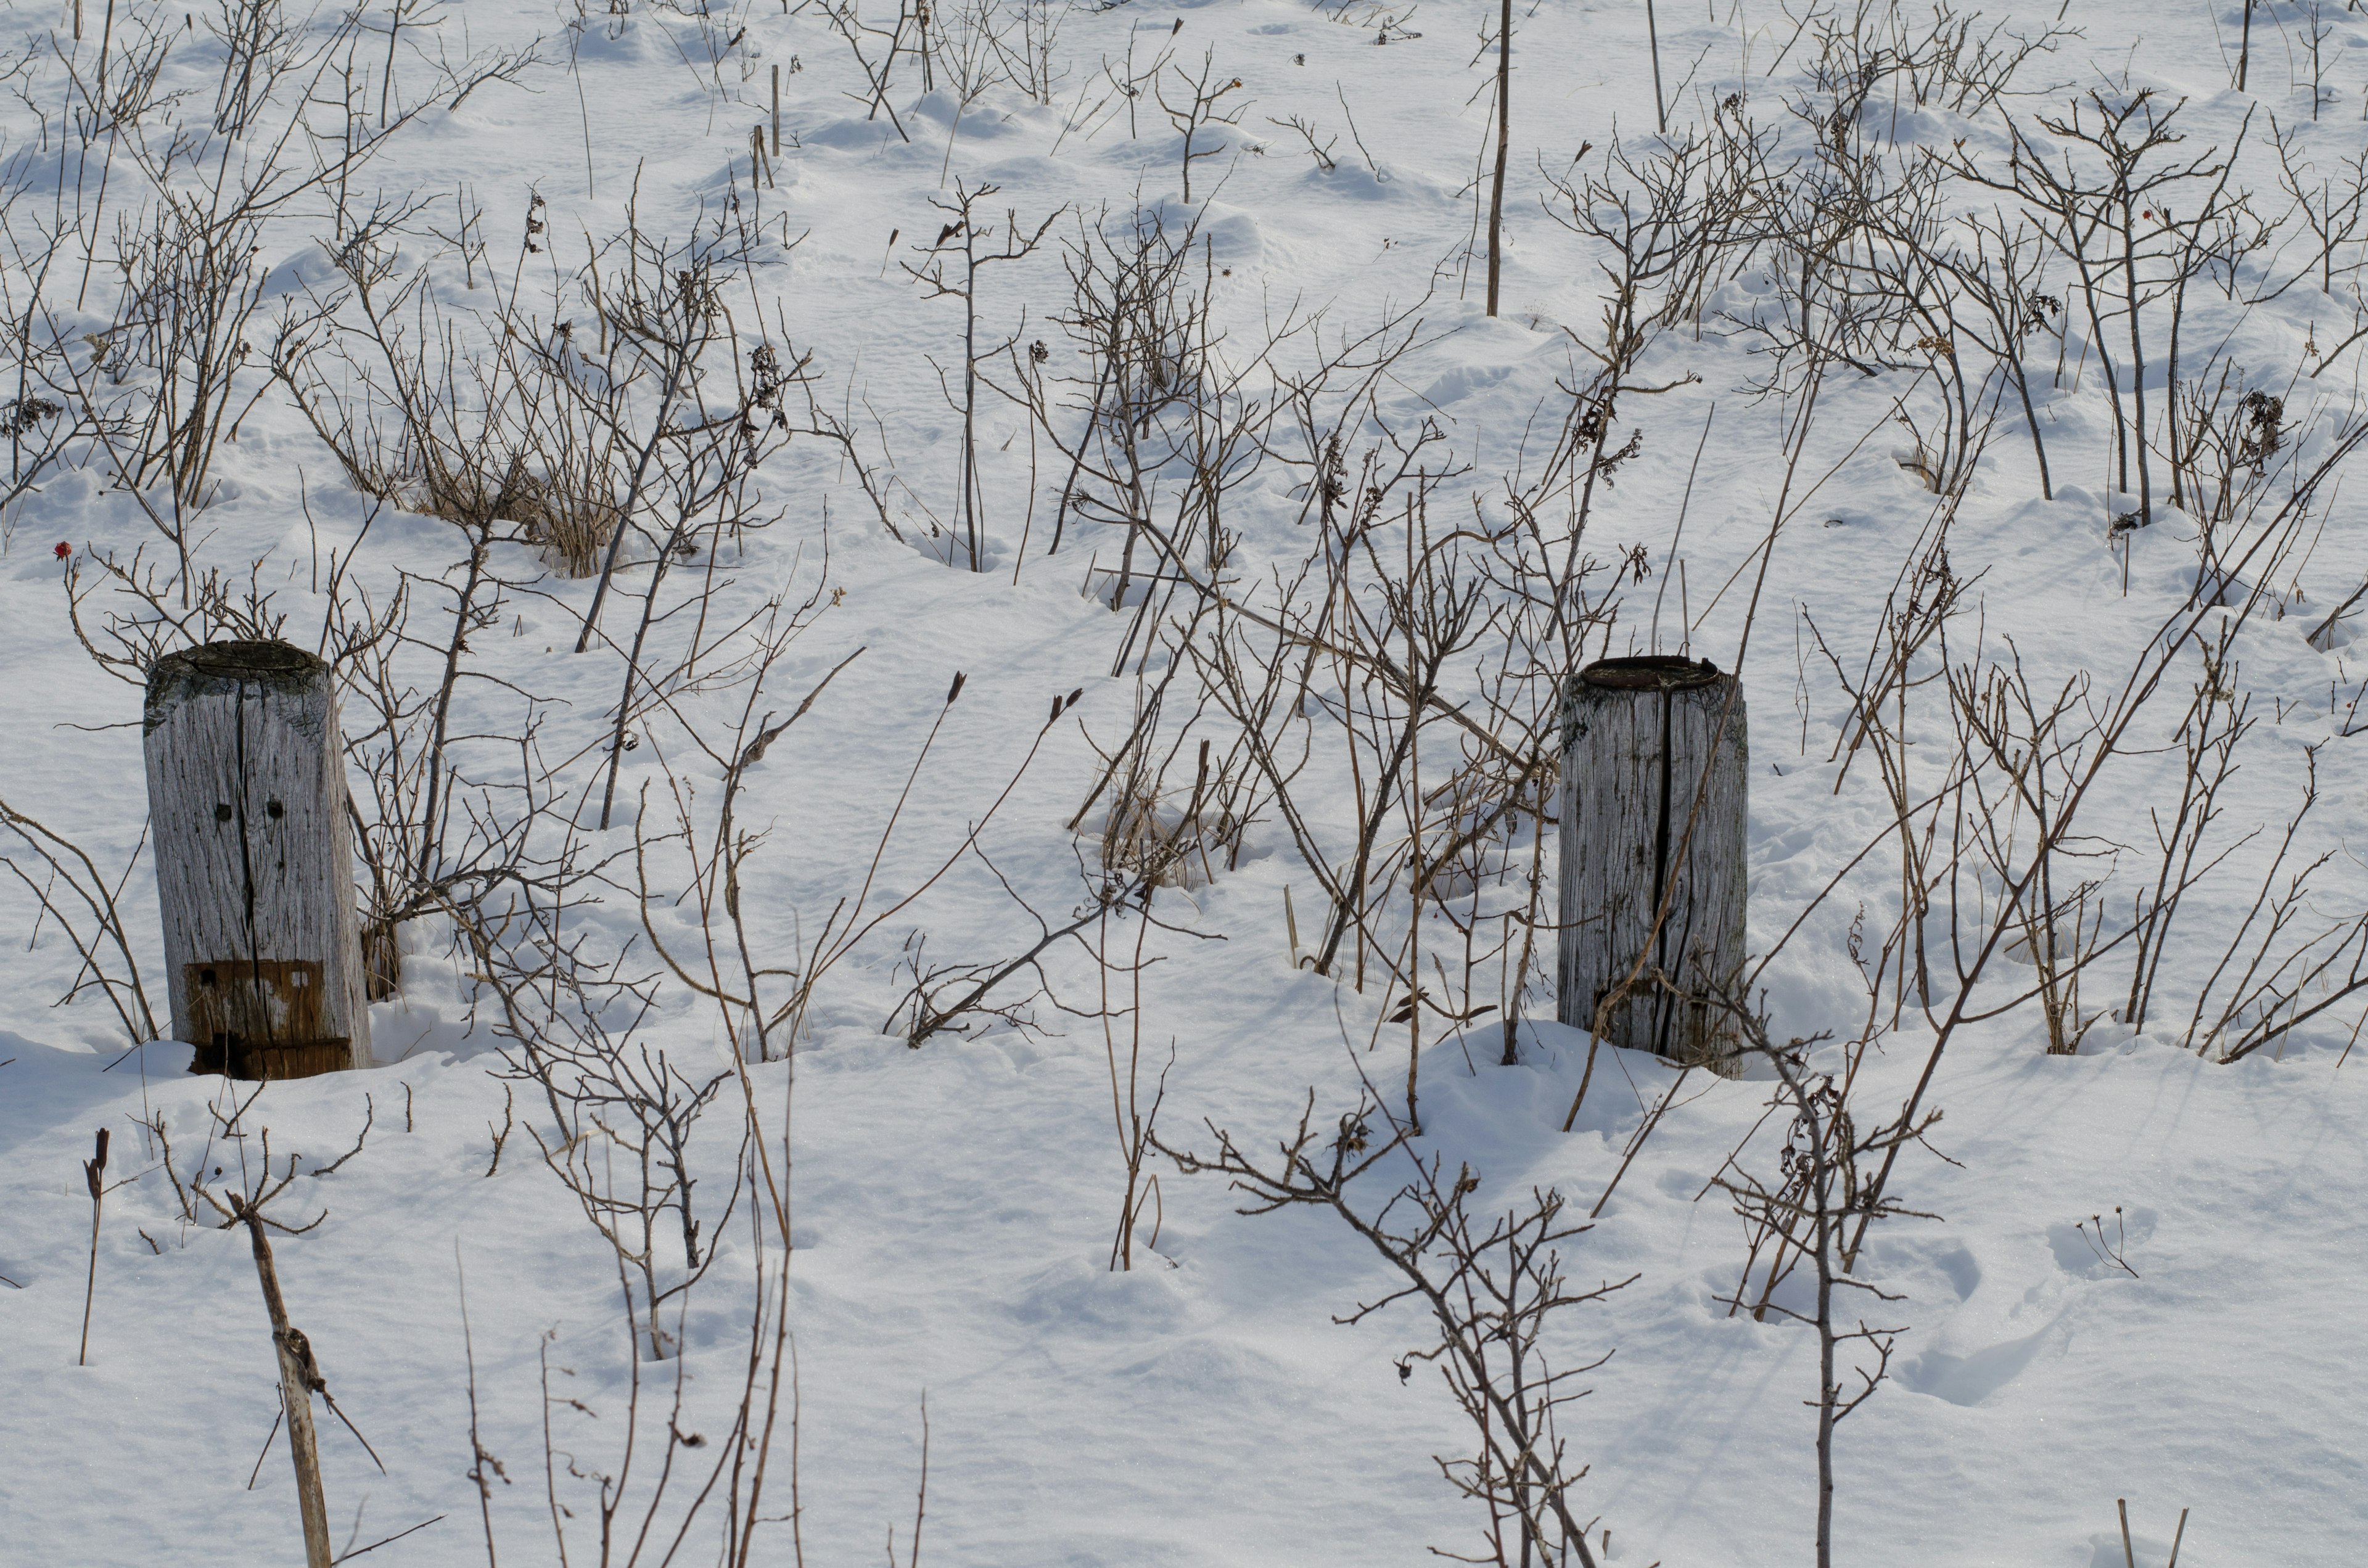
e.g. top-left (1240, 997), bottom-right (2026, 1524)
top-left (0, 800), bottom-right (157, 1050)
top-left (903, 182), bottom-right (1060, 572)
top-left (931, 0), bottom-right (1005, 181)
top-left (182, 1107), bottom-right (393, 1568)
top-left (1266, 113), bottom-right (1338, 172)
top-left (78, 1127), bottom-right (108, 1366)
top-left (233, 1188), bottom-right (334, 1568)
top-left (1945, 92), bottom-right (2240, 527)
top-left (1711, 1007), bottom-right (1938, 1568)
top-left (2077, 1208), bottom-right (2140, 1277)
top-left (1155, 51), bottom-right (1247, 204)
top-left (1100, 900), bottom-right (1170, 1271)
top-left (1153, 1097), bottom-right (1627, 1566)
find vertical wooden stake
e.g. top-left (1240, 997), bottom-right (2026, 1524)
top-left (144, 641), bottom-right (371, 1080)
top-left (1558, 657), bottom-right (1748, 1071)
top-left (771, 62), bottom-right (781, 155)
top-left (1645, 0), bottom-right (1667, 133)
top-left (234, 1197), bottom-right (333, 1568)
top-left (1484, 0), bottom-right (1510, 317)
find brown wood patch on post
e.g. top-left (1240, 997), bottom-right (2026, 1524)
top-left (144, 640), bottom-right (371, 1078)
top-left (1557, 655), bottom-right (1748, 1072)
top-left (182, 959), bottom-right (353, 1080)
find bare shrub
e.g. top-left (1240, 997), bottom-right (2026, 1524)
top-left (1156, 1098), bottom-right (1627, 1567)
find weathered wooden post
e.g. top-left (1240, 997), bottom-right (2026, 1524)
top-left (1558, 656), bottom-right (1747, 1070)
top-left (144, 641), bottom-right (371, 1078)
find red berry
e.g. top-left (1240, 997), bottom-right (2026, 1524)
top-left (52, 541), bottom-right (69, 560)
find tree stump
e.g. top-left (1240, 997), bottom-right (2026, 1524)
top-left (144, 641), bottom-right (371, 1078)
top-left (1557, 656), bottom-right (1747, 1070)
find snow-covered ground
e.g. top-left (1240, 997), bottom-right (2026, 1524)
top-left (2, 0), bottom-right (2366, 1563)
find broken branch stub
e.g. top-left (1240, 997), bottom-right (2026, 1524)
top-left (144, 640), bottom-right (371, 1078)
top-left (1557, 656), bottom-right (1748, 1072)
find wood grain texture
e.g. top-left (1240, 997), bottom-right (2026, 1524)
top-left (143, 641), bottom-right (370, 1077)
top-left (1557, 657), bottom-right (1748, 1070)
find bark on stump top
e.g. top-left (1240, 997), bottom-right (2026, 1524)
top-left (1575, 654), bottom-right (1724, 693)
top-left (144, 641), bottom-right (331, 734)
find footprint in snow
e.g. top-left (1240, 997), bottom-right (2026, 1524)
top-left (1894, 1316), bottom-right (2057, 1407)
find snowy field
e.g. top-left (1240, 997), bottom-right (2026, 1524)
top-left (2, 0), bottom-right (2366, 1563)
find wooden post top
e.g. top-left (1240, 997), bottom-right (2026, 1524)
top-left (1576, 655), bottom-right (1724, 692)
top-left (144, 641), bottom-right (330, 735)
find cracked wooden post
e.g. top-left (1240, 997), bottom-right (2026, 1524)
top-left (1557, 655), bottom-right (1747, 1071)
top-left (144, 641), bottom-right (371, 1079)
